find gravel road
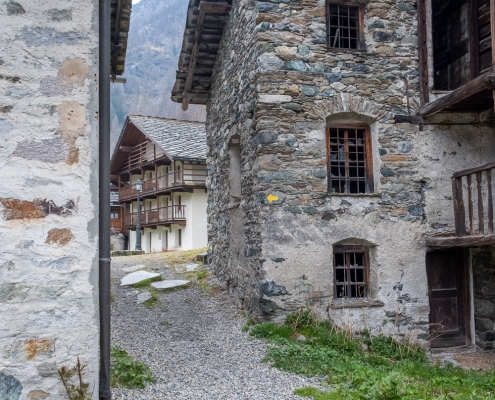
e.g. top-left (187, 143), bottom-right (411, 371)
top-left (111, 253), bottom-right (322, 400)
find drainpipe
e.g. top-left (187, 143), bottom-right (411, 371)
top-left (99, 0), bottom-right (111, 398)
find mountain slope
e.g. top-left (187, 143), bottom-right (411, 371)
top-left (110, 0), bottom-right (206, 150)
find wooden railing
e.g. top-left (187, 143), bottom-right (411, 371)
top-left (124, 205), bottom-right (186, 227)
top-left (452, 161), bottom-right (495, 237)
top-left (119, 166), bottom-right (207, 201)
top-left (120, 140), bottom-right (166, 172)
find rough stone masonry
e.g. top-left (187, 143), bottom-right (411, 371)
top-left (205, 0), bottom-right (495, 344)
top-left (0, 0), bottom-right (99, 398)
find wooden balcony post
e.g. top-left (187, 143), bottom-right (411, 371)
top-left (487, 168), bottom-right (494, 235)
top-left (476, 171), bottom-right (485, 235)
top-left (452, 177), bottom-right (467, 237)
top-left (491, 0), bottom-right (495, 67)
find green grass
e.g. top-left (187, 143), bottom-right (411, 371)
top-left (160, 320), bottom-right (172, 326)
top-left (132, 275), bottom-right (163, 288)
top-left (143, 289), bottom-right (158, 308)
top-left (250, 309), bottom-right (495, 400)
top-left (110, 346), bottom-right (155, 388)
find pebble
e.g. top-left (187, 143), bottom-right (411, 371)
top-left (111, 254), bottom-right (323, 399)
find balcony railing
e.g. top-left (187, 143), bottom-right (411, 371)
top-left (120, 140), bottom-right (166, 172)
top-left (452, 161), bottom-right (495, 237)
top-left (119, 167), bottom-right (207, 201)
top-left (123, 205), bottom-right (186, 227)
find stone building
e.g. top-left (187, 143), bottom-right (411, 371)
top-left (173, 0), bottom-right (495, 350)
top-left (0, 0), bottom-right (131, 397)
top-left (111, 115), bottom-right (208, 253)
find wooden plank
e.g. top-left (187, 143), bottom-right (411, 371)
top-left (491, 0), bottom-right (495, 66)
top-left (426, 234), bottom-right (495, 247)
top-left (479, 106), bottom-right (495, 121)
top-left (476, 171), bottom-right (485, 234)
top-left (394, 115), bottom-right (426, 124)
top-left (469, 0), bottom-right (480, 78)
top-left (181, 5), bottom-right (206, 110)
top-left (453, 177), bottom-right (467, 236)
top-left (487, 168), bottom-right (494, 234)
top-left (467, 174), bottom-right (475, 235)
top-left (198, 1), bottom-right (231, 13)
top-left (419, 71), bottom-right (495, 116)
top-left (182, 92), bottom-right (210, 100)
top-left (453, 159), bottom-right (495, 178)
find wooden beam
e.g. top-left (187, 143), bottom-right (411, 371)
top-left (182, 5), bottom-right (206, 111)
top-left (417, 0), bottom-right (429, 105)
top-left (183, 92), bottom-right (209, 100)
top-left (419, 72), bottom-right (495, 116)
top-left (181, 1), bottom-right (232, 110)
top-left (394, 115), bottom-right (426, 124)
top-left (491, 0), bottom-right (495, 67)
top-left (198, 1), bottom-right (231, 14)
top-left (480, 107), bottom-right (495, 122)
top-left (426, 234), bottom-right (495, 248)
top-left (119, 146), bottom-right (133, 152)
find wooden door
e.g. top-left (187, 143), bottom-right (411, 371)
top-left (426, 249), bottom-right (467, 348)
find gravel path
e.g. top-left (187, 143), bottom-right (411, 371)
top-left (111, 253), bottom-right (323, 400)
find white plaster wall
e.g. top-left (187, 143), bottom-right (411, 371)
top-left (0, 0), bottom-right (99, 397)
top-left (190, 189), bottom-right (208, 249)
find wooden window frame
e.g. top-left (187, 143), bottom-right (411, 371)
top-left (326, 123), bottom-right (374, 195)
top-left (326, 0), bottom-right (366, 51)
top-left (333, 245), bottom-right (370, 300)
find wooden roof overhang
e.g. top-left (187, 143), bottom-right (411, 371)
top-left (111, 0), bottom-right (133, 77)
top-left (110, 117), bottom-right (172, 176)
top-left (171, 0), bottom-right (232, 110)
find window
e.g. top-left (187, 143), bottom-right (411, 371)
top-left (326, 124), bottom-right (373, 194)
top-left (333, 245), bottom-right (369, 299)
top-left (177, 229), bottom-right (182, 247)
top-left (326, 1), bottom-right (365, 50)
top-left (228, 135), bottom-right (241, 202)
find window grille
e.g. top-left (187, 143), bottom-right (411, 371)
top-left (333, 245), bottom-right (370, 299)
top-left (326, 2), bottom-right (364, 50)
top-left (327, 124), bottom-right (373, 194)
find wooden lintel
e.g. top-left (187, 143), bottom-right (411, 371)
top-left (198, 1), bottom-right (231, 14)
top-left (110, 174), bottom-right (119, 180)
top-left (419, 72), bottom-right (495, 117)
top-left (426, 234), bottom-right (495, 248)
top-left (394, 115), bottom-right (426, 124)
top-left (119, 146), bottom-right (133, 152)
top-left (182, 92), bottom-right (209, 100)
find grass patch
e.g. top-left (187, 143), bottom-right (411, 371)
top-left (161, 307), bottom-right (169, 313)
top-left (164, 247), bottom-right (206, 266)
top-left (110, 346), bottom-right (155, 388)
top-left (132, 275), bottom-right (163, 289)
top-left (143, 289), bottom-right (158, 308)
top-left (160, 321), bottom-right (172, 327)
top-left (242, 317), bottom-right (256, 332)
top-left (250, 309), bottom-right (495, 399)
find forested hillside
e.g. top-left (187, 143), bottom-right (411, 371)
top-left (110, 0), bottom-right (206, 150)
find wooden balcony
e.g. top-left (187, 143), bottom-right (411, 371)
top-left (123, 205), bottom-right (186, 228)
top-left (119, 140), bottom-right (167, 172)
top-left (119, 167), bottom-right (207, 201)
top-left (427, 161), bottom-right (495, 247)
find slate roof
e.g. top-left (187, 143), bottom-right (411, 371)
top-left (129, 115), bottom-right (206, 162)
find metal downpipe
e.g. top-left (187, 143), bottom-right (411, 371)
top-left (99, 0), bottom-right (111, 398)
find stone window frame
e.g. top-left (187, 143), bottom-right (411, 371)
top-left (333, 244), bottom-right (370, 300)
top-left (326, 123), bottom-right (374, 195)
top-left (325, 0), bottom-right (366, 51)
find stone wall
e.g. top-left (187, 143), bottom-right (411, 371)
top-left (472, 248), bottom-right (495, 350)
top-left (0, 0), bottom-right (99, 398)
top-left (206, 0), bottom-right (495, 341)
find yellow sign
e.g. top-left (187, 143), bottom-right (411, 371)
top-left (267, 194), bottom-right (279, 203)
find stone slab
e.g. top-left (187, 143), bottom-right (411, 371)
top-left (151, 280), bottom-right (190, 290)
top-left (123, 264), bottom-right (145, 273)
top-left (186, 263), bottom-right (199, 271)
top-left (121, 271), bottom-right (161, 286)
top-left (137, 292), bottom-right (152, 304)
